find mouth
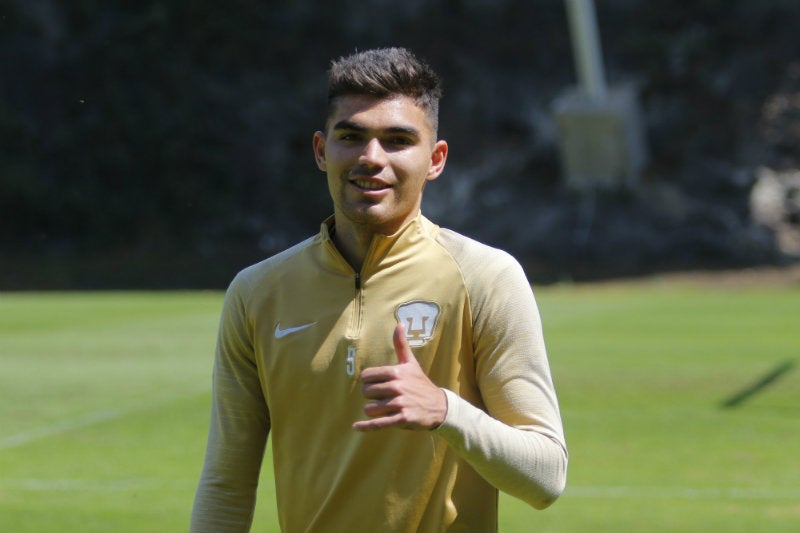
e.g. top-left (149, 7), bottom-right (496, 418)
top-left (351, 178), bottom-right (391, 192)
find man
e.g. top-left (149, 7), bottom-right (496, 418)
top-left (191, 47), bottom-right (567, 533)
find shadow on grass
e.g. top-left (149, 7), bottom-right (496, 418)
top-left (721, 359), bottom-right (796, 408)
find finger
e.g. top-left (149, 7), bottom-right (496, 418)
top-left (362, 398), bottom-right (397, 417)
top-left (353, 413), bottom-right (405, 432)
top-left (359, 365), bottom-right (398, 383)
top-left (393, 322), bottom-right (416, 366)
top-left (361, 381), bottom-right (397, 400)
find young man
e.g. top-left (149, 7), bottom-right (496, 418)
top-left (191, 47), bottom-right (567, 533)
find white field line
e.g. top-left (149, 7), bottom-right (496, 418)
top-left (0, 383), bottom-right (209, 450)
top-left (1, 479), bottom-right (797, 501)
top-left (0, 478), bottom-right (190, 492)
top-left (0, 409), bottom-right (123, 450)
top-left (565, 485), bottom-right (800, 500)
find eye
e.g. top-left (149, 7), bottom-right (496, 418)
top-left (337, 132), bottom-right (362, 142)
top-left (386, 136), bottom-right (414, 147)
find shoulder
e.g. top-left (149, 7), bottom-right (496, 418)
top-left (433, 227), bottom-right (534, 321)
top-left (229, 234), bottom-right (320, 299)
top-left (434, 227), bottom-right (523, 282)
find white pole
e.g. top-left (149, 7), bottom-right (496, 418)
top-left (565, 0), bottom-right (608, 102)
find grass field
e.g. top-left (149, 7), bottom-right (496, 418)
top-left (1, 277), bottom-right (798, 532)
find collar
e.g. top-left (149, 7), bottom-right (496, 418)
top-left (318, 212), bottom-right (440, 275)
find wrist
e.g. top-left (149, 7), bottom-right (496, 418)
top-left (428, 387), bottom-right (449, 430)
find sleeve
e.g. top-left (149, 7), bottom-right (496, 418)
top-left (190, 274), bottom-right (271, 533)
top-left (434, 253), bottom-right (568, 509)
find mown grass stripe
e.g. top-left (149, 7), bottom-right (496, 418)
top-left (4, 479), bottom-right (798, 502)
top-left (566, 486), bottom-right (800, 500)
top-left (0, 384), bottom-right (209, 450)
top-left (0, 410), bottom-right (122, 450)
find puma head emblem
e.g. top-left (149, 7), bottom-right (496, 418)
top-left (395, 301), bottom-right (440, 347)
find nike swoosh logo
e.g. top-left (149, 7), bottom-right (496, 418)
top-left (274, 322), bottom-right (317, 339)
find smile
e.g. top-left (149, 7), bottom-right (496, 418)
top-left (353, 179), bottom-right (390, 191)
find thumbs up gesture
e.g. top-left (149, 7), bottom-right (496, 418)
top-left (353, 323), bottom-right (448, 431)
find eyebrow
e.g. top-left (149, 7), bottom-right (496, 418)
top-left (332, 120), bottom-right (421, 138)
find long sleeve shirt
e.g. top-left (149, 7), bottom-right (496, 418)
top-left (191, 213), bottom-right (567, 533)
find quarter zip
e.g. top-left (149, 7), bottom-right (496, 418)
top-left (346, 274), bottom-right (363, 380)
top-left (350, 270), bottom-right (363, 339)
top-left (350, 236), bottom-right (382, 340)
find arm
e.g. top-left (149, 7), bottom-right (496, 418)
top-left (435, 390), bottom-right (567, 509)
top-left (436, 257), bottom-right (567, 509)
top-left (191, 276), bottom-right (271, 533)
top-left (354, 255), bottom-right (567, 509)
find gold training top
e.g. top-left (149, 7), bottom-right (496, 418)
top-left (191, 214), bottom-right (568, 533)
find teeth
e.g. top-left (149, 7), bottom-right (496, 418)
top-left (354, 180), bottom-right (387, 190)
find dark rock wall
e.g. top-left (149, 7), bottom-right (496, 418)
top-left (2, 0), bottom-right (799, 288)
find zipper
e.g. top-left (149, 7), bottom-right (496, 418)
top-left (347, 271), bottom-right (363, 378)
top-left (324, 238), bottom-right (364, 339)
top-left (324, 234), bottom-right (369, 374)
top-left (350, 270), bottom-right (363, 338)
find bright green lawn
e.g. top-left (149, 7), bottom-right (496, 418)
top-left (1, 281), bottom-right (798, 532)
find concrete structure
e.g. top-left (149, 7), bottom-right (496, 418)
top-left (554, 0), bottom-right (647, 191)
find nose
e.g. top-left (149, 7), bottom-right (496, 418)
top-left (358, 138), bottom-right (387, 168)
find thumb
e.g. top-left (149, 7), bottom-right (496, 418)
top-left (393, 322), bottom-right (416, 365)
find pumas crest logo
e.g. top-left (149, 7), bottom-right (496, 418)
top-left (395, 301), bottom-right (440, 347)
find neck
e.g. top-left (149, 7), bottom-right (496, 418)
top-left (330, 211), bottom-right (421, 271)
top-left (331, 222), bottom-right (374, 272)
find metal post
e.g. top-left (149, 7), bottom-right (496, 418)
top-left (565, 0), bottom-right (607, 102)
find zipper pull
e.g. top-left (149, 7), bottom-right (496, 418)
top-left (355, 272), bottom-right (361, 290)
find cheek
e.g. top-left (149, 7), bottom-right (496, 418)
top-left (326, 174), bottom-right (342, 198)
top-left (323, 144), bottom-right (356, 167)
top-left (395, 152), bottom-right (433, 177)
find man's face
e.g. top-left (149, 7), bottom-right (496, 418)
top-left (313, 95), bottom-right (448, 236)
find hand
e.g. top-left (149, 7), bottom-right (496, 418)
top-left (352, 323), bottom-right (448, 431)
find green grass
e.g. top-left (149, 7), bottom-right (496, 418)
top-left (1, 281), bottom-right (798, 532)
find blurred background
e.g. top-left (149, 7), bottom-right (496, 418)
top-left (2, 0), bottom-right (799, 289)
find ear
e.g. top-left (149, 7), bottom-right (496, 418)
top-left (312, 131), bottom-right (327, 171)
top-left (426, 140), bottom-right (448, 182)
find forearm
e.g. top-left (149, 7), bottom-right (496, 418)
top-left (190, 376), bottom-right (270, 532)
top-left (435, 389), bottom-right (568, 509)
top-left (191, 457), bottom-right (263, 533)
top-left (190, 409), bottom-right (269, 532)
top-left (191, 276), bottom-right (270, 532)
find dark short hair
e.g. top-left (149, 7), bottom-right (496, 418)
top-left (326, 47), bottom-right (443, 135)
